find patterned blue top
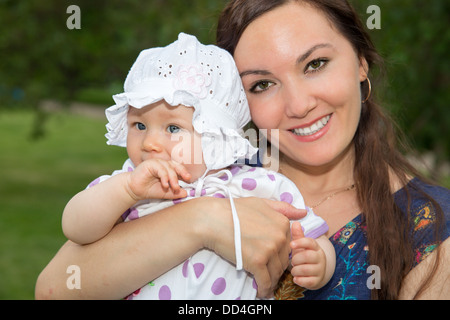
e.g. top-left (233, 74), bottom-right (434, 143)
top-left (300, 178), bottom-right (450, 300)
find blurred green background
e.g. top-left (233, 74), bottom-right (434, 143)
top-left (0, 0), bottom-right (448, 299)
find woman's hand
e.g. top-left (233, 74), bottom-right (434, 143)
top-left (199, 197), bottom-right (306, 298)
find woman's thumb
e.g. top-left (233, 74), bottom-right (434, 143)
top-left (263, 199), bottom-right (307, 220)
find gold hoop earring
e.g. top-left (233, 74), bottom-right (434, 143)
top-left (361, 78), bottom-right (372, 103)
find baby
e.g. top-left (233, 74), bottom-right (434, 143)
top-left (62, 33), bottom-right (335, 300)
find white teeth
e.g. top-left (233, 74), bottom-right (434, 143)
top-left (292, 115), bottom-right (330, 136)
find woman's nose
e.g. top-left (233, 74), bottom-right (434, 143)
top-left (282, 81), bottom-right (317, 118)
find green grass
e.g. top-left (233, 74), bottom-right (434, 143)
top-left (0, 109), bottom-right (126, 299)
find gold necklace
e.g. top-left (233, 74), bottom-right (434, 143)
top-left (309, 184), bottom-right (355, 209)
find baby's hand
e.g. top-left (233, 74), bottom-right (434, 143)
top-left (290, 221), bottom-right (327, 290)
top-left (126, 159), bottom-right (191, 201)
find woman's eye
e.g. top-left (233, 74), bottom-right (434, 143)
top-left (250, 80), bottom-right (275, 93)
top-left (135, 122), bottom-right (146, 130)
top-left (167, 125), bottom-right (181, 134)
top-left (305, 59), bottom-right (328, 73)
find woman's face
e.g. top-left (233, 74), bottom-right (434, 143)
top-left (234, 2), bottom-right (368, 169)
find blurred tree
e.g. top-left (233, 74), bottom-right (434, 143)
top-left (0, 0), bottom-right (226, 104)
top-left (350, 0), bottom-right (449, 164)
top-left (0, 0), bottom-right (448, 163)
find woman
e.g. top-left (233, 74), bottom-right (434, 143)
top-left (216, 0), bottom-right (449, 299)
top-left (36, 0), bottom-right (449, 300)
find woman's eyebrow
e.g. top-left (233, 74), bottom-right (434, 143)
top-left (239, 43), bottom-right (333, 78)
top-left (296, 43), bottom-right (333, 64)
top-left (239, 69), bottom-right (272, 78)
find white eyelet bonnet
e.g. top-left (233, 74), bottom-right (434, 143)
top-left (105, 32), bottom-right (257, 170)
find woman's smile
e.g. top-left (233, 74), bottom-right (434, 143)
top-left (290, 114), bottom-right (331, 136)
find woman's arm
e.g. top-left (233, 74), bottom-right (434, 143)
top-left (36, 196), bottom-right (305, 299)
top-left (38, 197), bottom-right (205, 299)
top-left (399, 237), bottom-right (450, 299)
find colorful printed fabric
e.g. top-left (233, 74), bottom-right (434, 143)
top-left (298, 178), bottom-right (449, 300)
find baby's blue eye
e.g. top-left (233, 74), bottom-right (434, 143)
top-left (135, 122), bottom-right (146, 130)
top-left (167, 125), bottom-right (180, 134)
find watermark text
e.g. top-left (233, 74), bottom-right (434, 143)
top-left (66, 5), bottom-right (81, 30)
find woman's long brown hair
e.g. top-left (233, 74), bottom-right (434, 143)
top-left (217, 0), bottom-right (445, 299)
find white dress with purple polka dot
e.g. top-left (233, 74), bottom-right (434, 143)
top-left (88, 159), bottom-right (328, 300)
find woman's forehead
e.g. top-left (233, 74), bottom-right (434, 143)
top-left (234, 3), bottom-right (346, 69)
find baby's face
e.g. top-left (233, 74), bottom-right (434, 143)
top-left (126, 101), bottom-right (207, 181)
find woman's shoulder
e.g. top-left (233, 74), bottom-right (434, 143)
top-left (396, 177), bottom-right (450, 214)
top-left (395, 177), bottom-right (450, 264)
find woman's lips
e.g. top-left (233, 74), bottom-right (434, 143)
top-left (288, 114), bottom-right (332, 142)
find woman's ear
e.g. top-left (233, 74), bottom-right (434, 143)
top-left (359, 57), bottom-right (369, 82)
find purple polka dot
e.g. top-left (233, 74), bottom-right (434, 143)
top-left (159, 285), bottom-right (171, 300)
top-left (173, 198), bottom-right (183, 204)
top-left (213, 193), bottom-right (225, 198)
top-left (252, 278), bottom-right (258, 290)
top-left (242, 178), bottom-right (257, 191)
top-left (280, 192), bottom-right (293, 204)
top-left (182, 260), bottom-right (189, 278)
top-left (211, 277), bottom-right (226, 295)
top-left (127, 166), bottom-right (133, 172)
top-left (88, 177), bottom-right (100, 188)
top-left (248, 167), bottom-right (256, 172)
top-left (219, 174), bottom-right (229, 181)
top-left (267, 174), bottom-right (275, 181)
top-left (193, 263), bottom-right (205, 278)
top-left (127, 207), bottom-right (139, 220)
top-left (230, 166), bottom-right (240, 176)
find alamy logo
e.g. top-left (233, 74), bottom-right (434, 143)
top-left (66, 5), bottom-right (81, 30)
top-left (66, 265), bottom-right (81, 289)
top-left (366, 5), bottom-right (381, 30)
top-left (366, 265), bottom-right (381, 289)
